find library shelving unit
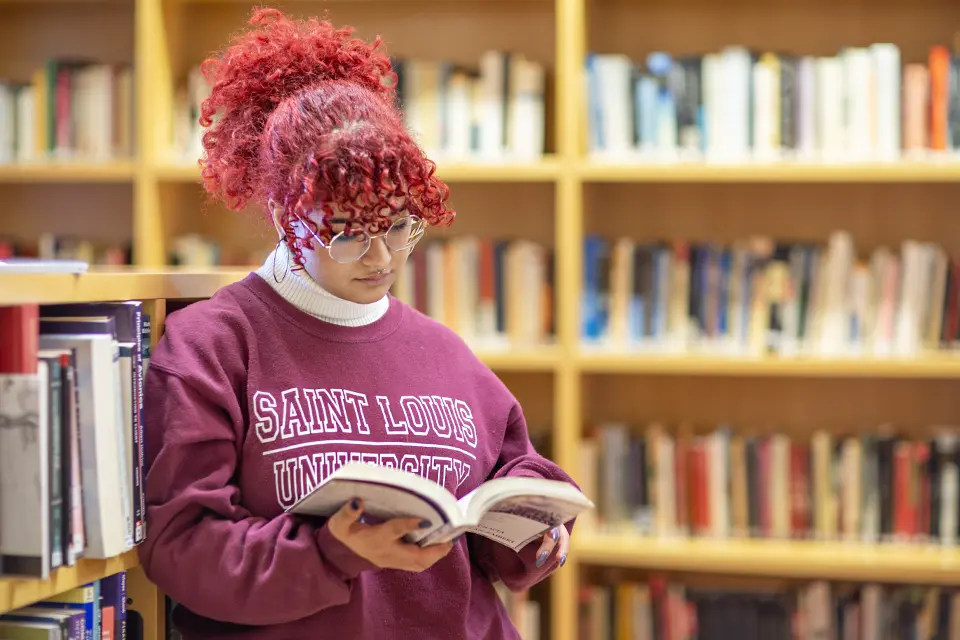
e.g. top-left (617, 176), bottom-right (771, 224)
top-left (3, 0), bottom-right (960, 637)
top-left (0, 269), bottom-right (253, 639)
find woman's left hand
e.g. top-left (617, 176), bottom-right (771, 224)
top-left (534, 526), bottom-right (569, 569)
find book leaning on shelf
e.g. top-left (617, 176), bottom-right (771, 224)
top-left (0, 302), bottom-right (150, 579)
top-left (0, 570), bottom-right (130, 640)
top-left (290, 462), bottom-right (593, 551)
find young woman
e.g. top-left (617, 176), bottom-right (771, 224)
top-left (138, 8), bottom-right (578, 639)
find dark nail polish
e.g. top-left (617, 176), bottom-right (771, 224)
top-left (559, 555), bottom-right (567, 568)
top-left (551, 528), bottom-right (560, 541)
top-left (419, 519), bottom-right (432, 529)
top-left (350, 499), bottom-right (359, 510)
top-left (536, 551), bottom-right (548, 568)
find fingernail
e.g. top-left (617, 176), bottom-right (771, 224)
top-left (559, 555), bottom-right (567, 568)
top-left (350, 499), bottom-right (360, 510)
top-left (551, 528), bottom-right (560, 541)
top-left (536, 551), bottom-right (548, 568)
top-left (419, 520), bottom-right (432, 529)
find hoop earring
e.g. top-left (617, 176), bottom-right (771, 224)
top-left (272, 237), bottom-right (290, 284)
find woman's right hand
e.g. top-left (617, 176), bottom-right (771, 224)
top-left (327, 498), bottom-right (454, 572)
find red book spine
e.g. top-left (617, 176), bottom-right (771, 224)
top-left (790, 443), bottom-right (809, 537)
top-left (0, 304), bottom-right (40, 374)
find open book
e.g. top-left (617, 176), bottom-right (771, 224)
top-left (288, 462), bottom-right (594, 551)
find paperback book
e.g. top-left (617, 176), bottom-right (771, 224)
top-left (288, 462), bottom-right (594, 551)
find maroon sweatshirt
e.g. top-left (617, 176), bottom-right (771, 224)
top-left (138, 274), bottom-right (576, 639)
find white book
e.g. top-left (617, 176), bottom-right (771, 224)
top-left (871, 43), bottom-right (901, 162)
top-left (0, 368), bottom-right (50, 578)
top-left (0, 258), bottom-right (89, 274)
top-left (289, 462), bottom-right (593, 552)
top-left (39, 333), bottom-right (127, 558)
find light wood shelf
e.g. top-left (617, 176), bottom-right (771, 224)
top-left (0, 267), bottom-right (251, 305)
top-left (0, 551), bottom-right (139, 616)
top-left (473, 347), bottom-right (560, 371)
top-left (153, 158), bottom-right (563, 183)
top-left (578, 352), bottom-right (960, 379)
top-left (574, 535), bottom-right (960, 586)
top-left (8, 158), bottom-right (960, 184)
top-left (578, 160), bottom-right (960, 182)
top-left (0, 162), bottom-right (136, 183)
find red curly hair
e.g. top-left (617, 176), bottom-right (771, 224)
top-left (197, 8), bottom-right (455, 264)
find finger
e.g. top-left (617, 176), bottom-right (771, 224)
top-left (557, 527), bottom-right (570, 567)
top-left (535, 528), bottom-right (559, 568)
top-left (403, 542), bottom-right (454, 571)
top-left (328, 497), bottom-right (365, 538)
top-left (381, 516), bottom-right (434, 540)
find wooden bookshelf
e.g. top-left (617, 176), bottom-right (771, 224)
top-left (574, 535), bottom-right (960, 586)
top-left (1, 0), bottom-right (960, 638)
top-left (0, 551), bottom-right (139, 616)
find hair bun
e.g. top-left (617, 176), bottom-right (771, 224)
top-left (198, 7), bottom-right (397, 210)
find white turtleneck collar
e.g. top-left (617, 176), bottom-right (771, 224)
top-left (254, 242), bottom-right (390, 327)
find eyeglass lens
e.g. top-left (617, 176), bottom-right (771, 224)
top-left (328, 216), bottom-right (423, 263)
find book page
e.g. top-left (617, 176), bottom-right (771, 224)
top-left (470, 495), bottom-right (584, 552)
top-left (469, 512), bottom-right (552, 552)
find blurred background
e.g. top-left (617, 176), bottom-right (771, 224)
top-left (3, 0), bottom-right (960, 638)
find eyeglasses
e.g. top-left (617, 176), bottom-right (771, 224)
top-left (294, 213), bottom-right (426, 264)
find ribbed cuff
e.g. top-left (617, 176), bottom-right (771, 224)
top-left (316, 525), bottom-right (379, 580)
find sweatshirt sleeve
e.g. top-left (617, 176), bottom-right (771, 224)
top-left (468, 402), bottom-right (579, 593)
top-left (138, 363), bottom-right (378, 626)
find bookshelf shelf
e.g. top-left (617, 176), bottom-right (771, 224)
top-left (0, 267), bottom-right (250, 305)
top-left (0, 550), bottom-right (139, 616)
top-left (0, 162), bottom-right (136, 183)
top-left (474, 347), bottom-right (560, 371)
top-left (153, 158), bottom-right (563, 183)
top-left (578, 160), bottom-right (960, 183)
top-left (573, 535), bottom-right (960, 586)
top-left (577, 352), bottom-right (960, 379)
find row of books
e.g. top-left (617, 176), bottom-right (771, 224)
top-left (586, 43), bottom-right (960, 163)
top-left (0, 60), bottom-right (135, 165)
top-left (0, 571), bottom-right (129, 640)
top-left (392, 53), bottom-right (546, 162)
top-left (0, 234), bottom-right (130, 267)
top-left (580, 422), bottom-right (960, 545)
top-left (580, 577), bottom-right (960, 640)
top-left (391, 237), bottom-right (555, 348)
top-left (171, 51), bottom-right (547, 164)
top-left (0, 232), bottom-right (249, 268)
top-left (582, 231), bottom-right (957, 358)
top-left (0, 302), bottom-right (149, 579)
